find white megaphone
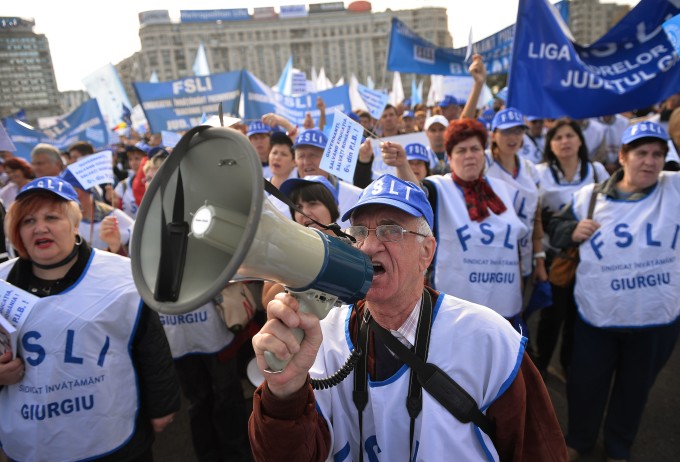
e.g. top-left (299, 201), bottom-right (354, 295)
top-left (130, 126), bottom-right (373, 372)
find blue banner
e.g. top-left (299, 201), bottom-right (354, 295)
top-left (133, 71), bottom-right (242, 133)
top-left (4, 99), bottom-right (108, 161)
top-left (180, 9), bottom-right (250, 23)
top-left (508, 0), bottom-right (680, 119)
top-left (387, 18), bottom-right (467, 76)
top-left (387, 18), bottom-right (517, 76)
top-left (241, 71), bottom-right (351, 128)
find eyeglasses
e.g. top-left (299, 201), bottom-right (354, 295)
top-left (346, 224), bottom-right (428, 243)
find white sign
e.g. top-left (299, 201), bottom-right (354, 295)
top-left (68, 150), bottom-right (115, 189)
top-left (321, 111), bottom-right (363, 183)
top-left (0, 280), bottom-right (40, 358)
top-left (357, 84), bottom-right (389, 120)
top-left (161, 130), bottom-right (183, 148)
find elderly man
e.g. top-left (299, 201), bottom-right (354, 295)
top-left (292, 128), bottom-right (361, 228)
top-left (30, 143), bottom-right (64, 177)
top-left (250, 174), bottom-right (567, 461)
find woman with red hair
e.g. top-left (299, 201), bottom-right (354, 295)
top-left (384, 118), bottom-right (528, 328)
top-left (0, 157), bottom-right (35, 208)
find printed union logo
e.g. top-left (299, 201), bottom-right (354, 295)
top-left (414, 45), bottom-right (435, 64)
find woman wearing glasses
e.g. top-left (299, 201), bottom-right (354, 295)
top-left (383, 118), bottom-right (528, 325)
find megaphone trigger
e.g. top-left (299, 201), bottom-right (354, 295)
top-left (263, 289), bottom-right (338, 372)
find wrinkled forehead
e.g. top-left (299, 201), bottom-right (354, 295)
top-left (350, 204), bottom-right (417, 227)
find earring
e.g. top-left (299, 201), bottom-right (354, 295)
top-left (74, 234), bottom-right (84, 246)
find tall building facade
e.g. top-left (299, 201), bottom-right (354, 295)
top-left (569, 0), bottom-right (631, 45)
top-left (0, 17), bottom-right (62, 123)
top-left (117, 3), bottom-right (451, 106)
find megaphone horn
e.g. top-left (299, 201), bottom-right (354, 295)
top-left (130, 126), bottom-right (373, 371)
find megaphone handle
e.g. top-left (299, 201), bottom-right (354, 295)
top-left (264, 289), bottom-right (338, 373)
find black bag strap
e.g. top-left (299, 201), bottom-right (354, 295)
top-left (587, 183), bottom-right (601, 220)
top-left (369, 313), bottom-right (496, 438)
top-left (352, 310), bottom-right (371, 462)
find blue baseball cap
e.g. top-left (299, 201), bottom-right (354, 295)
top-left (57, 169), bottom-right (86, 192)
top-left (402, 111), bottom-right (415, 119)
top-left (621, 121), bottom-right (668, 144)
top-left (525, 115), bottom-right (544, 122)
top-left (491, 107), bottom-right (528, 131)
top-left (279, 175), bottom-right (339, 204)
top-left (346, 112), bottom-right (360, 123)
top-left (293, 128), bottom-right (328, 150)
top-left (405, 143), bottom-right (429, 163)
top-left (342, 174), bottom-right (434, 229)
top-left (247, 121), bottom-right (271, 137)
top-left (439, 95), bottom-right (461, 108)
top-left (17, 176), bottom-right (80, 204)
top-left (147, 146), bottom-right (171, 159)
top-left (481, 109), bottom-right (496, 123)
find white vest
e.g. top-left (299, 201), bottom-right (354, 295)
top-left (518, 134), bottom-right (545, 164)
top-left (428, 175), bottom-right (527, 317)
top-left (486, 156), bottom-right (540, 276)
top-left (535, 161), bottom-right (608, 252)
top-left (573, 174), bottom-right (680, 328)
top-left (313, 293), bottom-right (525, 462)
top-left (0, 250), bottom-right (141, 462)
top-left (159, 304), bottom-right (234, 359)
top-left (337, 180), bottom-right (362, 229)
top-left (114, 176), bottom-right (138, 219)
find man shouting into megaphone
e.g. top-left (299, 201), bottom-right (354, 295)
top-left (250, 174), bottom-right (568, 461)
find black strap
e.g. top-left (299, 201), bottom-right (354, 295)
top-left (352, 310), bottom-right (371, 462)
top-left (587, 183), bottom-right (601, 219)
top-left (369, 310), bottom-right (496, 438)
top-left (263, 178), bottom-right (355, 242)
top-left (154, 125), bottom-right (207, 302)
top-left (406, 291), bottom-right (433, 457)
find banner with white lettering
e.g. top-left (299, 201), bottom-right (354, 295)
top-left (68, 150), bottom-right (114, 189)
top-left (508, 0), bottom-right (680, 118)
top-left (663, 13), bottom-right (680, 54)
top-left (386, 17), bottom-right (517, 76)
top-left (133, 71), bottom-right (242, 133)
top-left (320, 111), bottom-right (363, 182)
top-left (357, 84), bottom-right (389, 120)
top-left (3, 99), bottom-right (108, 161)
top-left (241, 71), bottom-right (351, 127)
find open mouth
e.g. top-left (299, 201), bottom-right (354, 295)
top-left (35, 238), bottom-right (53, 248)
top-left (372, 262), bottom-right (386, 276)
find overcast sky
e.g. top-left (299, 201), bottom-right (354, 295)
top-left (5, 0), bottom-right (639, 92)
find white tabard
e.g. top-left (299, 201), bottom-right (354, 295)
top-left (573, 173), bottom-right (680, 328)
top-left (427, 175), bottom-right (527, 318)
top-left (313, 293), bottom-right (526, 462)
top-left (486, 155), bottom-right (540, 276)
top-left (159, 303), bottom-right (234, 359)
top-left (536, 161), bottom-right (608, 253)
top-left (0, 250), bottom-right (142, 462)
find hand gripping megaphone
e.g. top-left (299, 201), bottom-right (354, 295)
top-left (130, 125), bottom-right (373, 372)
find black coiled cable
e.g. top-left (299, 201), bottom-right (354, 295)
top-left (311, 347), bottom-right (363, 390)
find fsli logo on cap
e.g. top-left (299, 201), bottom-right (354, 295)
top-left (342, 174), bottom-right (434, 228)
top-left (18, 176), bottom-right (80, 204)
top-left (622, 121), bottom-right (668, 144)
top-left (294, 129), bottom-right (328, 149)
top-left (405, 143), bottom-right (429, 163)
top-left (492, 107), bottom-right (527, 131)
top-left (247, 121), bottom-right (270, 137)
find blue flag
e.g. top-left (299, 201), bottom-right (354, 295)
top-left (4, 99), bottom-right (108, 160)
top-left (663, 13), bottom-right (680, 55)
top-left (508, 0), bottom-right (680, 118)
top-left (241, 71), bottom-right (351, 128)
top-left (387, 18), bottom-right (515, 76)
top-left (134, 71), bottom-right (242, 133)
